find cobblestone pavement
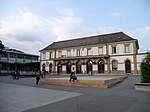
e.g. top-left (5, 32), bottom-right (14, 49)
top-left (0, 75), bottom-right (150, 112)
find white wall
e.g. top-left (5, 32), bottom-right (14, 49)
top-left (40, 60), bottom-right (54, 71)
top-left (62, 50), bottom-right (67, 56)
top-left (110, 55), bottom-right (133, 63)
top-left (137, 54), bottom-right (146, 62)
top-left (54, 45), bottom-right (108, 58)
top-left (49, 42), bottom-right (136, 58)
top-left (82, 65), bottom-right (86, 73)
top-left (103, 46), bottom-right (107, 54)
top-left (46, 52), bottom-right (49, 59)
top-left (131, 64), bottom-right (134, 70)
top-left (93, 65), bottom-right (97, 71)
top-left (136, 54), bottom-right (147, 70)
top-left (41, 51), bottom-right (55, 60)
top-left (92, 47), bottom-right (98, 55)
top-left (117, 64), bottom-right (125, 71)
top-left (110, 55), bottom-right (134, 70)
top-left (40, 53), bottom-right (44, 60)
top-left (137, 63), bottom-right (141, 71)
top-left (71, 49), bottom-right (75, 57)
top-left (62, 66), bottom-right (66, 71)
top-left (72, 65), bottom-right (76, 71)
top-left (105, 65), bottom-right (107, 71)
top-left (108, 42), bottom-right (134, 55)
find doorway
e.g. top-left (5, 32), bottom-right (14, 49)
top-left (57, 62), bottom-right (62, 74)
top-left (86, 60), bottom-right (93, 74)
top-left (98, 59), bottom-right (105, 73)
top-left (76, 61), bottom-right (82, 74)
top-left (49, 63), bottom-right (52, 73)
top-left (125, 60), bottom-right (131, 73)
top-left (66, 61), bottom-right (72, 74)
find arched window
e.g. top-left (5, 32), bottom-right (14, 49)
top-left (112, 60), bottom-right (118, 70)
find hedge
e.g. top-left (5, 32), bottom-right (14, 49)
top-left (141, 52), bottom-right (150, 83)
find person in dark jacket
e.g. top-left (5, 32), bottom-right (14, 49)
top-left (69, 72), bottom-right (77, 83)
top-left (35, 70), bottom-right (40, 85)
top-left (12, 71), bottom-right (16, 79)
top-left (16, 70), bottom-right (20, 80)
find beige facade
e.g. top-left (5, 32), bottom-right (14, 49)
top-left (40, 32), bottom-right (146, 75)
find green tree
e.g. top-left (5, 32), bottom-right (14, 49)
top-left (0, 41), bottom-right (4, 51)
top-left (141, 52), bottom-right (150, 83)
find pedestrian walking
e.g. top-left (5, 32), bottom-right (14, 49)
top-left (43, 70), bottom-right (46, 78)
top-left (35, 70), bottom-right (40, 85)
top-left (41, 70), bottom-right (43, 78)
top-left (12, 71), bottom-right (16, 79)
top-left (16, 70), bottom-right (20, 80)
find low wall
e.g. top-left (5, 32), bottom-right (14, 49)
top-left (41, 76), bottom-right (127, 88)
top-left (135, 83), bottom-right (150, 92)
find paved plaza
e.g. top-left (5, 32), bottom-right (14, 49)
top-left (0, 83), bottom-right (81, 112)
top-left (0, 75), bottom-right (150, 112)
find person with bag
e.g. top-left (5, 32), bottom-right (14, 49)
top-left (69, 71), bottom-right (77, 83)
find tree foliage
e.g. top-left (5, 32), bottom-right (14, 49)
top-left (0, 41), bottom-right (4, 50)
top-left (141, 52), bottom-right (150, 83)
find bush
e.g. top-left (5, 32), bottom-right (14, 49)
top-left (141, 52), bottom-right (150, 83)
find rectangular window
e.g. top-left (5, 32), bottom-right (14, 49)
top-left (58, 51), bottom-right (62, 58)
top-left (125, 45), bottom-right (130, 53)
top-left (18, 55), bottom-right (24, 59)
top-left (72, 49), bottom-right (75, 56)
top-left (26, 56), bottom-right (31, 59)
top-left (49, 52), bottom-right (53, 58)
top-left (77, 49), bottom-right (80, 56)
top-left (9, 54), bottom-right (16, 58)
top-left (67, 50), bottom-right (71, 57)
top-left (32, 57), bottom-right (38, 60)
top-left (1, 53), bottom-right (7, 58)
top-left (98, 47), bottom-right (103, 55)
top-left (43, 53), bottom-right (46, 59)
top-left (87, 48), bottom-right (92, 55)
top-left (81, 48), bottom-right (84, 56)
top-left (112, 46), bottom-right (117, 54)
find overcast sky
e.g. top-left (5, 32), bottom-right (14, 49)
top-left (0, 0), bottom-right (150, 55)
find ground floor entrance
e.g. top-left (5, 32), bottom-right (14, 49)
top-left (76, 61), bottom-right (82, 74)
top-left (125, 60), bottom-right (131, 73)
top-left (98, 59), bottom-right (105, 73)
top-left (53, 58), bottom-right (107, 74)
